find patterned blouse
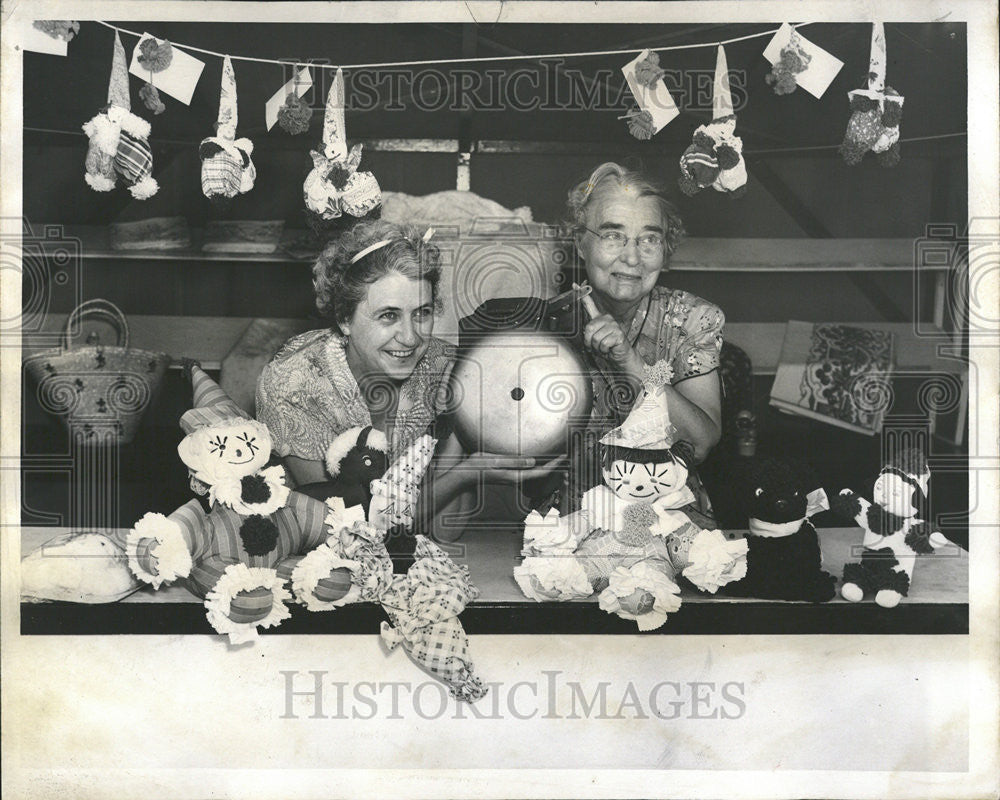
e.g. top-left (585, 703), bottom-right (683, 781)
top-left (568, 286), bottom-right (725, 514)
top-left (255, 328), bottom-right (455, 464)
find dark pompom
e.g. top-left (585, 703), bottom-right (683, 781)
top-left (33, 20), bottom-right (80, 41)
top-left (240, 473), bottom-right (272, 504)
top-left (677, 173), bottom-right (700, 196)
top-left (715, 144), bottom-right (740, 170)
top-left (881, 99), bottom-right (903, 128)
top-left (839, 140), bottom-right (867, 166)
top-left (199, 140), bottom-right (225, 160)
top-left (634, 51), bottom-right (666, 87)
top-left (239, 515), bottom-right (279, 556)
top-left (626, 109), bottom-right (656, 140)
top-left (140, 82), bottom-right (166, 115)
top-left (137, 38), bottom-right (173, 73)
top-left (692, 130), bottom-right (715, 151)
top-left (326, 162), bottom-right (353, 190)
top-left (877, 142), bottom-right (901, 168)
top-left (849, 94), bottom-right (879, 113)
top-left (277, 93), bottom-right (312, 135)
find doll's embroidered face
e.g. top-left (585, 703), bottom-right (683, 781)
top-left (603, 454), bottom-right (688, 502)
top-left (873, 472), bottom-right (916, 518)
top-left (178, 419), bottom-right (272, 486)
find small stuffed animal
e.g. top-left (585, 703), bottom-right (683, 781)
top-left (725, 458), bottom-right (836, 603)
top-left (833, 447), bottom-right (948, 608)
top-left (324, 425), bottom-right (389, 515)
top-left (303, 68), bottom-right (381, 236)
top-left (126, 365), bottom-right (356, 643)
top-left (82, 32), bottom-right (158, 199)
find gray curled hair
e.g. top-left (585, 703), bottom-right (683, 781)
top-left (566, 162), bottom-right (686, 257)
top-left (312, 220), bottom-right (442, 329)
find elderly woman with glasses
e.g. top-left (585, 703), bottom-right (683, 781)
top-left (566, 162), bottom-right (724, 514)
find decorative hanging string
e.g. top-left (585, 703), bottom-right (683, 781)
top-left (93, 19), bottom-right (817, 71)
top-left (22, 125), bottom-right (968, 153)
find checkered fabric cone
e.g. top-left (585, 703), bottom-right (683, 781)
top-left (200, 55), bottom-right (256, 203)
top-left (83, 32), bottom-right (157, 198)
top-left (303, 68), bottom-right (382, 226)
top-left (841, 23), bottom-right (904, 167)
top-left (380, 536), bottom-right (487, 702)
top-left (678, 45), bottom-right (746, 196)
top-left (368, 433), bottom-right (436, 530)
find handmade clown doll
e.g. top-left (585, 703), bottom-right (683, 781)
top-left (833, 447), bottom-right (948, 608)
top-left (199, 56), bottom-right (256, 206)
top-left (126, 366), bottom-right (355, 643)
top-left (678, 45), bottom-right (747, 197)
top-left (303, 67), bottom-right (382, 235)
top-left (82, 31), bottom-right (158, 199)
top-left (514, 385), bottom-right (747, 630)
top-left (840, 23), bottom-right (904, 167)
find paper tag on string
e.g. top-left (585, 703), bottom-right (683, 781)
top-left (621, 49), bottom-right (679, 133)
top-left (763, 23), bottom-right (844, 99)
top-left (20, 21), bottom-right (69, 56)
top-left (265, 66), bottom-right (313, 130)
top-left (128, 32), bottom-right (205, 105)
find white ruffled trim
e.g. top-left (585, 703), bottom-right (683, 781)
top-left (211, 466), bottom-right (290, 516)
top-left (521, 508), bottom-right (587, 556)
top-left (82, 113), bottom-right (121, 154)
top-left (598, 561), bottom-right (681, 631)
top-left (513, 556), bottom-right (593, 602)
top-left (126, 512), bottom-right (193, 588)
top-left (204, 564), bottom-right (292, 644)
top-left (324, 496), bottom-right (367, 535)
top-left (128, 175), bottom-right (158, 199)
top-left (681, 529), bottom-right (748, 593)
top-left (290, 544), bottom-right (362, 611)
top-left (117, 110), bottom-right (151, 139)
top-left (85, 172), bottom-right (116, 192)
top-left (325, 426), bottom-right (363, 476)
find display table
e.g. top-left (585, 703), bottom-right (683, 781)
top-left (19, 526), bottom-right (968, 635)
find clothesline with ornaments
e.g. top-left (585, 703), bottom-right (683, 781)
top-left (93, 19), bottom-right (817, 68)
top-left (37, 18), bottom-right (916, 211)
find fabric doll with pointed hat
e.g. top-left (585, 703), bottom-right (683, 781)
top-left (514, 384), bottom-right (747, 630)
top-left (303, 68), bottom-right (382, 236)
top-left (200, 56), bottom-right (256, 206)
top-left (678, 46), bottom-right (747, 197)
top-left (82, 32), bottom-right (158, 199)
top-left (723, 457), bottom-right (836, 602)
top-left (840, 23), bottom-right (904, 167)
top-left (833, 447), bottom-right (948, 608)
top-left (126, 365), bottom-right (358, 643)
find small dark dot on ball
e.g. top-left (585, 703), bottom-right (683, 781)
top-left (510, 387), bottom-right (525, 401)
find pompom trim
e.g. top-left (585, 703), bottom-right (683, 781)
top-left (211, 466), bottom-right (289, 515)
top-left (82, 113), bottom-right (121, 155)
top-left (204, 563), bottom-right (292, 644)
top-left (126, 512), bottom-right (194, 588)
top-left (290, 544), bottom-right (362, 611)
top-left (324, 495), bottom-right (368, 534)
top-left (85, 172), bottom-right (116, 192)
top-left (325, 426), bottom-right (364, 477)
top-left (117, 111), bottom-right (152, 140)
top-left (129, 175), bottom-right (159, 200)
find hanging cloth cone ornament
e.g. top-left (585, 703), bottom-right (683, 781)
top-left (81, 32), bottom-right (158, 199)
top-left (303, 68), bottom-right (382, 235)
top-left (678, 46), bottom-right (747, 197)
top-left (200, 56), bottom-right (256, 206)
top-left (840, 23), bottom-right (904, 167)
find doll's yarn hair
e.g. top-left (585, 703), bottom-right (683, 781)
top-left (312, 219), bottom-right (442, 330)
top-left (565, 162), bottom-right (686, 257)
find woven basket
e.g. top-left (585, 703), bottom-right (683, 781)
top-left (24, 299), bottom-right (170, 445)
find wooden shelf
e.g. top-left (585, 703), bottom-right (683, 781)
top-left (38, 226), bottom-right (943, 273)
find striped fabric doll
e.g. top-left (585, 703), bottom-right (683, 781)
top-left (82, 31), bottom-right (158, 199)
top-left (126, 366), bottom-right (355, 643)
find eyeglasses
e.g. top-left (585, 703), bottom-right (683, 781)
top-left (584, 227), bottom-right (665, 258)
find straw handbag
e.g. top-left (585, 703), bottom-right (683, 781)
top-left (24, 299), bottom-right (170, 445)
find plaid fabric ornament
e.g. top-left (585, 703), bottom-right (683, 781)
top-left (380, 536), bottom-right (487, 702)
top-left (200, 55), bottom-right (255, 203)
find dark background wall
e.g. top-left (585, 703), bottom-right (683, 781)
top-left (20, 21), bottom-right (970, 542)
